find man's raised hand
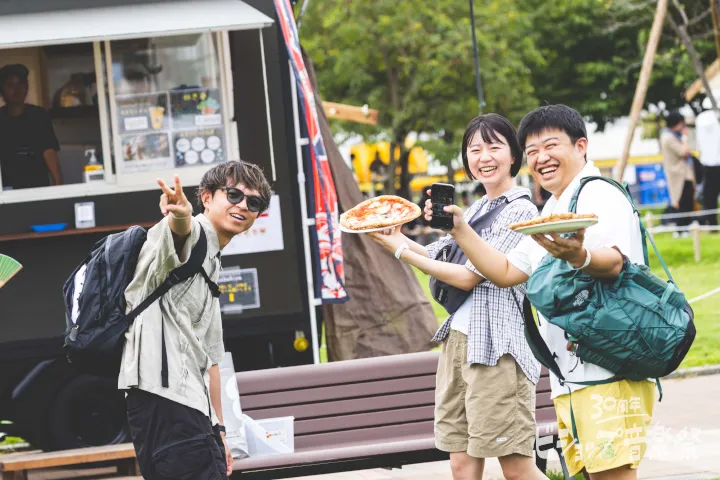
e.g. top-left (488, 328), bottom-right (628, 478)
top-left (158, 175), bottom-right (193, 218)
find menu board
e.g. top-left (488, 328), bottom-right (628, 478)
top-left (170, 88), bottom-right (223, 130)
top-left (115, 88), bottom-right (226, 173)
top-left (121, 133), bottom-right (173, 172)
top-left (117, 93), bottom-right (169, 134)
top-left (217, 268), bottom-right (260, 313)
top-left (116, 93), bottom-right (174, 173)
top-left (174, 128), bottom-right (225, 168)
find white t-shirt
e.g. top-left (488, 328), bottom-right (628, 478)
top-left (695, 110), bottom-right (720, 167)
top-left (507, 161), bottom-right (645, 399)
top-left (450, 202), bottom-right (489, 335)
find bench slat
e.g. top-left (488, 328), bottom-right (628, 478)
top-left (295, 420), bottom-right (434, 450)
top-left (244, 390), bottom-right (433, 421)
top-left (234, 435), bottom-right (437, 471)
top-left (536, 376), bottom-right (550, 393)
top-left (0, 444), bottom-right (135, 472)
top-left (294, 405), bottom-right (434, 436)
top-left (241, 375), bottom-right (435, 410)
top-left (536, 391), bottom-right (553, 409)
top-left (237, 352), bottom-right (440, 395)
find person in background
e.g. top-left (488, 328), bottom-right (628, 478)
top-left (459, 190), bottom-right (471, 211)
top-left (402, 186), bottom-right (433, 244)
top-left (0, 64), bottom-right (62, 190)
top-left (694, 91), bottom-right (720, 230)
top-left (472, 182), bottom-right (486, 201)
top-left (533, 181), bottom-right (552, 209)
top-left (660, 111), bottom-right (695, 235)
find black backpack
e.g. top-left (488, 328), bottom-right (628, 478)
top-left (62, 225), bottom-right (220, 385)
top-left (430, 194), bottom-right (530, 315)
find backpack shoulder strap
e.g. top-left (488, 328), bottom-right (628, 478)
top-left (125, 224), bottom-right (221, 388)
top-left (567, 175), bottom-right (673, 282)
top-left (126, 225), bottom-right (216, 321)
top-left (509, 289), bottom-right (565, 381)
top-left (467, 191), bottom-right (531, 231)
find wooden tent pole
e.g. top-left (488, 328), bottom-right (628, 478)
top-left (614, 0), bottom-right (669, 182)
top-left (712, 0), bottom-right (720, 59)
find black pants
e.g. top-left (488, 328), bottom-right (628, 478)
top-left (702, 166), bottom-right (720, 227)
top-left (665, 181), bottom-right (696, 228)
top-left (126, 389), bottom-right (227, 480)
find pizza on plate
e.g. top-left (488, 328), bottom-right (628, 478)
top-left (508, 212), bottom-right (598, 231)
top-left (340, 195), bottom-right (422, 231)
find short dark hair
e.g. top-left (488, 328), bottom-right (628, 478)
top-left (197, 160), bottom-right (272, 213)
top-left (461, 113), bottom-right (523, 178)
top-left (665, 111), bottom-right (685, 129)
top-left (517, 104), bottom-right (587, 151)
top-left (0, 64), bottom-right (29, 83)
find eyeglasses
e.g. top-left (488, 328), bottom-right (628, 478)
top-left (218, 187), bottom-right (267, 212)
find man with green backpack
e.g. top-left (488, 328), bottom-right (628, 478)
top-left (427, 105), bottom-right (695, 479)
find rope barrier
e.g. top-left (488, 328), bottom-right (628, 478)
top-left (643, 208), bottom-right (720, 221)
top-left (648, 225), bottom-right (720, 233)
top-left (689, 286), bottom-right (720, 305)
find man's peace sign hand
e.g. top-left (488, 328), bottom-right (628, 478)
top-left (157, 175), bottom-right (193, 218)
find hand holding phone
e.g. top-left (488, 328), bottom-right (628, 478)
top-left (430, 183), bottom-right (455, 231)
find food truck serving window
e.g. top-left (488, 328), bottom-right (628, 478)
top-left (110, 34), bottom-right (228, 177)
top-left (0, 0), bottom-right (273, 204)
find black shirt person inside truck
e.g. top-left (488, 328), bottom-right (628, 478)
top-left (0, 64), bottom-right (62, 190)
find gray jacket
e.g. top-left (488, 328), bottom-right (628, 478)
top-left (119, 214), bottom-right (224, 423)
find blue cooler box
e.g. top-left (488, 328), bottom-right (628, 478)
top-left (635, 164), bottom-right (669, 207)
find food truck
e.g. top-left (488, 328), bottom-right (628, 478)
top-left (0, 0), bottom-right (324, 451)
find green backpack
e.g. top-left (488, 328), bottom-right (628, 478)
top-left (518, 176), bottom-right (696, 393)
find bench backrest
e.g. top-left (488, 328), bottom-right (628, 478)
top-left (237, 352), bottom-right (556, 451)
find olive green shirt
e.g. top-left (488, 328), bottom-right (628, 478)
top-left (118, 214), bottom-right (224, 423)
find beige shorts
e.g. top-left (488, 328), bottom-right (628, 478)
top-left (434, 330), bottom-right (537, 459)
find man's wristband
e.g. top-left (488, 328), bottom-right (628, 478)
top-left (216, 424), bottom-right (226, 434)
top-left (568, 248), bottom-right (591, 270)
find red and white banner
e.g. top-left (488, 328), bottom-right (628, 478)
top-left (274, 0), bottom-right (348, 303)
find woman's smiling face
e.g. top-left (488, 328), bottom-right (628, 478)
top-left (466, 129), bottom-right (514, 188)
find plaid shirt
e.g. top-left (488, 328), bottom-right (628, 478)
top-left (428, 186), bottom-right (541, 384)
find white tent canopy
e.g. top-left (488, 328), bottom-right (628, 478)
top-left (0, 0), bottom-right (273, 49)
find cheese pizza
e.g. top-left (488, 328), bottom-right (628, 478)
top-left (340, 195), bottom-right (422, 231)
top-left (508, 212), bottom-right (598, 231)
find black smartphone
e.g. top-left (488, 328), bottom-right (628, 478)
top-left (430, 183), bottom-right (455, 231)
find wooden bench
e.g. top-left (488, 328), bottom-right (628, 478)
top-left (233, 351), bottom-right (569, 479)
top-left (0, 352), bottom-right (568, 479)
top-left (0, 443), bottom-right (139, 479)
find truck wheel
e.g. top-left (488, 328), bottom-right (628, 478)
top-left (48, 374), bottom-right (130, 450)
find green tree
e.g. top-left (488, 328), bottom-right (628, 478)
top-left (520, 0), bottom-right (719, 130)
top-left (300, 0), bottom-right (541, 195)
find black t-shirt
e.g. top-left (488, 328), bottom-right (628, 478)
top-left (0, 104), bottom-right (60, 189)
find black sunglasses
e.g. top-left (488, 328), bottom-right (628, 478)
top-left (217, 187), bottom-right (267, 212)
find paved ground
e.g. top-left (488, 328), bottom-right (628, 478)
top-left (295, 374), bottom-right (720, 480)
top-left (17, 374), bottom-right (720, 479)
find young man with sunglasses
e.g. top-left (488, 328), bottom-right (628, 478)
top-left (120, 161), bottom-right (271, 480)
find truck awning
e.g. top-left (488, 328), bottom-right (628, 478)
top-left (0, 0), bottom-right (274, 49)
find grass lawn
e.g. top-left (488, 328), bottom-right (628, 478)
top-left (412, 231), bottom-right (720, 368)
